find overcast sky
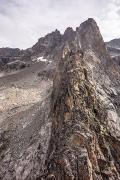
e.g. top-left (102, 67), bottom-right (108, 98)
top-left (0, 0), bottom-right (120, 49)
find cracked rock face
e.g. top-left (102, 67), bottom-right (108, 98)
top-left (45, 50), bottom-right (120, 179)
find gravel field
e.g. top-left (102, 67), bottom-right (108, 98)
top-left (0, 62), bottom-right (53, 179)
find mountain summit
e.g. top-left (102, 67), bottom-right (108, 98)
top-left (76, 18), bottom-right (109, 61)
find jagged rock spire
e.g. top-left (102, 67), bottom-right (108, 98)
top-left (76, 18), bottom-right (109, 61)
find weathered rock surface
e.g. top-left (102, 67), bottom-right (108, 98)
top-left (44, 48), bottom-right (120, 179)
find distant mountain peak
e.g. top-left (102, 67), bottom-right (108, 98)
top-left (107, 38), bottom-right (120, 49)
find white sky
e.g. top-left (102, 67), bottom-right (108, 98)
top-left (0, 0), bottom-right (120, 49)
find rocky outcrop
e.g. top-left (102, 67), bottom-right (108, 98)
top-left (44, 48), bottom-right (120, 179)
top-left (31, 27), bottom-right (76, 62)
top-left (0, 48), bottom-right (20, 70)
top-left (32, 30), bottom-right (62, 57)
top-left (76, 18), bottom-right (110, 62)
top-left (0, 48), bottom-right (32, 72)
top-left (4, 60), bottom-right (29, 71)
top-left (0, 48), bottom-right (20, 57)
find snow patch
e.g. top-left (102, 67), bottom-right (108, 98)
top-left (32, 56), bottom-right (52, 63)
top-left (37, 56), bottom-right (47, 62)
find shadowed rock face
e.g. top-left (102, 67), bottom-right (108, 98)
top-left (0, 48), bottom-right (21, 69)
top-left (62, 27), bottom-right (75, 42)
top-left (32, 30), bottom-right (62, 57)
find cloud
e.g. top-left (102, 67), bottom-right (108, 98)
top-left (0, 0), bottom-right (119, 49)
top-left (97, 0), bottom-right (120, 41)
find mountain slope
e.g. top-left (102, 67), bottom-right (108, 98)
top-left (0, 18), bottom-right (120, 180)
